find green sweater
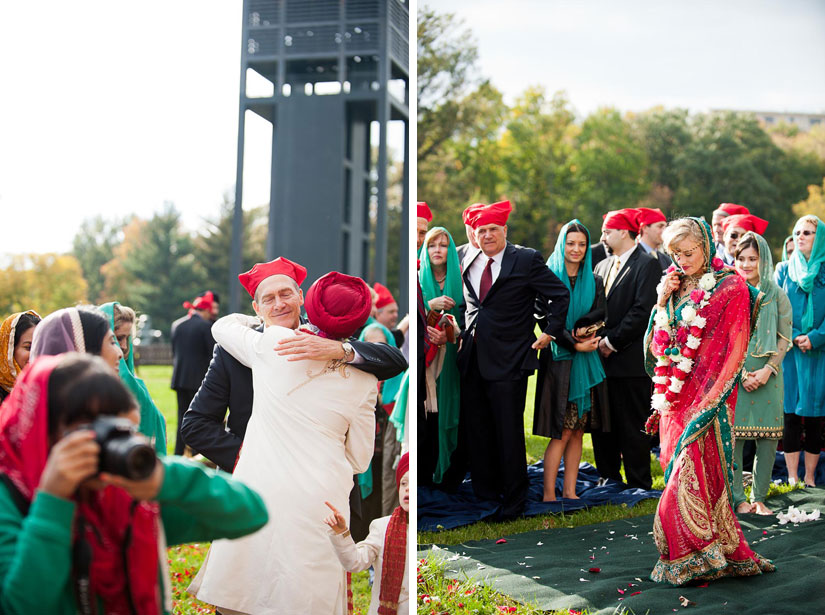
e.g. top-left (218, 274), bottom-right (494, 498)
top-left (0, 456), bottom-right (268, 615)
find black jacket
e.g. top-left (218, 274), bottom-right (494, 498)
top-left (170, 313), bottom-right (215, 391)
top-left (457, 242), bottom-right (570, 381)
top-left (594, 246), bottom-right (661, 378)
top-left (181, 331), bottom-right (407, 472)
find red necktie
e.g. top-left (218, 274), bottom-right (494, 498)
top-left (479, 257), bottom-right (494, 302)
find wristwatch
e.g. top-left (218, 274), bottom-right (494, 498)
top-left (341, 341), bottom-right (355, 362)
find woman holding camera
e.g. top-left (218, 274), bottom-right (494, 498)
top-left (534, 220), bottom-right (608, 501)
top-left (0, 310), bottom-right (41, 403)
top-left (0, 353), bottom-right (268, 615)
top-left (31, 306), bottom-right (167, 453)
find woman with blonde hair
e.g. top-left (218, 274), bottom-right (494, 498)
top-left (644, 217), bottom-right (773, 585)
top-left (775, 214), bottom-right (825, 487)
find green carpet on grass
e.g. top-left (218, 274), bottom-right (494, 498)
top-left (420, 488), bottom-right (825, 614)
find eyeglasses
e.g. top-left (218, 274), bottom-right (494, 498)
top-left (794, 229), bottom-right (815, 237)
top-left (728, 232), bottom-right (741, 240)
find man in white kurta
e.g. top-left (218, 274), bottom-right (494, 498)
top-left (191, 268), bottom-right (377, 615)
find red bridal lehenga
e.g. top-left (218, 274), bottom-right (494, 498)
top-left (644, 254), bottom-right (776, 586)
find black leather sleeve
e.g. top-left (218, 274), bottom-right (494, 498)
top-left (180, 346), bottom-right (242, 473)
top-left (349, 340), bottom-right (408, 381)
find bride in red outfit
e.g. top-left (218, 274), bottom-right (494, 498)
top-left (644, 217), bottom-right (775, 585)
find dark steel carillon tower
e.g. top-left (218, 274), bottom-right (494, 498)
top-left (229, 0), bottom-right (410, 312)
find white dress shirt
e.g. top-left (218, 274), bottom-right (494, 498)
top-left (603, 244), bottom-right (639, 352)
top-left (466, 247), bottom-right (505, 299)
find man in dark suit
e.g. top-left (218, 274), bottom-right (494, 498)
top-left (592, 209), bottom-right (661, 490)
top-left (457, 201), bottom-right (570, 519)
top-left (180, 258), bottom-right (407, 474)
top-left (170, 291), bottom-right (218, 455)
top-left (636, 207), bottom-right (672, 273)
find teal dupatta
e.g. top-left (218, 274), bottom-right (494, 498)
top-left (99, 302), bottom-right (167, 455)
top-left (788, 216), bottom-right (825, 333)
top-left (418, 226), bottom-right (464, 483)
top-left (545, 220), bottom-right (605, 417)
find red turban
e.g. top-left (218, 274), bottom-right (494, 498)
top-left (466, 200), bottom-right (512, 229)
top-left (603, 209), bottom-right (640, 233)
top-left (462, 203), bottom-right (485, 225)
top-left (636, 207), bottom-right (666, 227)
top-left (238, 257), bottom-right (308, 298)
top-left (715, 203), bottom-right (750, 217)
top-left (417, 202), bottom-right (433, 222)
top-left (396, 452), bottom-right (409, 489)
top-left (373, 283), bottom-right (396, 309)
top-left (304, 272), bottom-right (371, 339)
top-left (184, 291), bottom-right (216, 311)
top-left (722, 214), bottom-right (769, 235)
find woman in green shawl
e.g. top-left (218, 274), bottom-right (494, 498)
top-left (774, 215), bottom-right (825, 487)
top-left (534, 221), bottom-right (608, 501)
top-left (418, 226), bottom-right (464, 487)
top-left (99, 302), bottom-right (168, 454)
top-left (732, 232), bottom-right (792, 514)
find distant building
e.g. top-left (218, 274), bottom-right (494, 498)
top-left (716, 109), bottom-right (825, 132)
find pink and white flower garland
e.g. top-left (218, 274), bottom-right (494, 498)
top-left (649, 258), bottom-right (725, 416)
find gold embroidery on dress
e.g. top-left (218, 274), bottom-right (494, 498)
top-left (712, 494), bottom-right (740, 554)
top-left (653, 511), bottom-right (668, 557)
top-left (286, 361), bottom-right (350, 395)
top-left (676, 452), bottom-right (713, 541)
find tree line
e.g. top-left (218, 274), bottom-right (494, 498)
top-left (417, 8), bottom-right (825, 258)
top-left (0, 197), bottom-right (267, 337)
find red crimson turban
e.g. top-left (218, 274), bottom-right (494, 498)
top-left (373, 283), bottom-right (396, 309)
top-left (304, 272), bottom-right (372, 339)
top-left (466, 200), bottom-right (512, 229)
top-left (636, 207), bottom-right (666, 227)
top-left (183, 291), bottom-right (216, 311)
top-left (396, 452), bottom-right (409, 488)
top-left (714, 203), bottom-right (750, 217)
top-left (722, 214), bottom-right (769, 235)
top-left (462, 203), bottom-right (485, 226)
top-left (603, 209), bottom-right (640, 233)
top-left (238, 257), bottom-right (308, 298)
top-left (417, 202), bottom-right (433, 222)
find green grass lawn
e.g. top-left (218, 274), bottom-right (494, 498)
top-left (140, 364), bottom-right (374, 614)
top-left (417, 373), bottom-right (803, 614)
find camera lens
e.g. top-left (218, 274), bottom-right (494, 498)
top-left (102, 437), bottom-right (157, 480)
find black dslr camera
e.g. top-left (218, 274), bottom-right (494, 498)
top-left (87, 417), bottom-right (157, 480)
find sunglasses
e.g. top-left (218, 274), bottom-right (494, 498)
top-left (728, 232), bottom-right (741, 240)
top-left (794, 229), bottom-right (815, 237)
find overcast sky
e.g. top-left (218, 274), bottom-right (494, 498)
top-left (431, 0), bottom-right (825, 117)
top-left (0, 1), bottom-right (277, 257)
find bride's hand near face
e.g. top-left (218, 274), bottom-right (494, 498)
top-left (657, 271), bottom-right (681, 307)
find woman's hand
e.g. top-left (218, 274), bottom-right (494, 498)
top-left (38, 430), bottom-right (100, 500)
top-left (657, 270), bottom-right (682, 307)
top-left (323, 501), bottom-right (349, 535)
top-left (751, 366), bottom-right (772, 387)
top-left (574, 337), bottom-right (601, 353)
top-left (795, 335), bottom-right (812, 353)
top-left (99, 459), bottom-right (165, 501)
top-left (427, 296), bottom-right (456, 312)
top-left (742, 374), bottom-right (758, 392)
